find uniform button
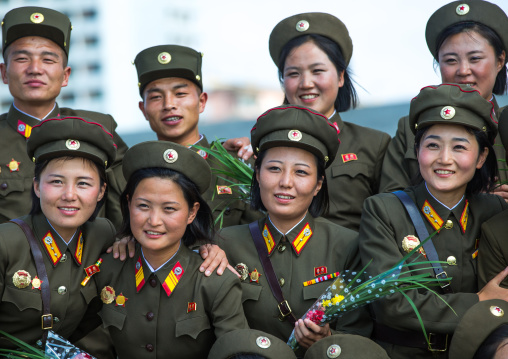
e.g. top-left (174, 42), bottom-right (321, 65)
top-left (146, 344), bottom-right (154, 352)
top-left (60, 254), bottom-right (67, 262)
top-left (279, 278), bottom-right (285, 287)
top-left (444, 220), bottom-right (453, 229)
top-left (146, 312), bottom-right (154, 321)
top-left (149, 278), bottom-right (157, 287)
top-left (57, 286), bottom-right (67, 295)
top-left (447, 256), bottom-right (457, 265)
top-left (224, 207), bottom-right (231, 215)
top-left (54, 317), bottom-right (60, 323)
top-left (277, 244), bottom-right (286, 253)
top-left (0, 183), bottom-right (7, 190)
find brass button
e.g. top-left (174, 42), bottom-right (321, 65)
top-left (279, 278), bottom-right (285, 287)
top-left (447, 256), bottom-right (457, 265)
top-left (277, 244), bottom-right (286, 253)
top-left (60, 254), bottom-right (67, 262)
top-left (57, 286), bottom-right (67, 295)
top-left (444, 220), bottom-right (453, 229)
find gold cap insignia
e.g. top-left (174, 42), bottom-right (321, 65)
top-left (440, 106), bottom-right (456, 120)
top-left (66, 139), bottom-right (80, 150)
top-left (296, 20), bottom-right (309, 32)
top-left (158, 52), bottom-right (171, 64)
top-left (491, 305), bottom-right (504, 317)
top-left (30, 13), bottom-right (44, 24)
top-left (327, 344), bottom-right (342, 358)
top-left (163, 149), bottom-right (178, 163)
top-left (256, 336), bottom-right (271, 349)
top-left (288, 129), bottom-right (302, 141)
top-left (456, 4), bottom-right (470, 15)
top-left (196, 75), bottom-right (201, 81)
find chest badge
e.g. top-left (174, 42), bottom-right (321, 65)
top-left (101, 286), bottom-right (116, 304)
top-left (249, 269), bottom-right (262, 283)
top-left (6, 158), bottom-right (20, 172)
top-left (235, 263), bottom-right (249, 281)
top-left (13, 270), bottom-right (31, 288)
top-left (115, 293), bottom-right (128, 307)
top-left (217, 185), bottom-right (232, 195)
top-left (341, 153), bottom-right (357, 163)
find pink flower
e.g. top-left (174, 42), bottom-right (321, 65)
top-left (306, 309), bottom-right (325, 324)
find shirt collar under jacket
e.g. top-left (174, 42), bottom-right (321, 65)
top-left (13, 102), bottom-right (56, 121)
top-left (142, 240), bottom-right (181, 273)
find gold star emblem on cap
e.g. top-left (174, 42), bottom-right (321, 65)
top-left (158, 52), bottom-right (171, 64)
top-left (288, 129), bottom-right (302, 141)
top-left (30, 13), bottom-right (44, 24)
top-left (66, 139), bottom-right (80, 150)
top-left (456, 4), bottom-right (470, 15)
top-left (327, 344), bottom-right (342, 358)
top-left (296, 20), bottom-right (309, 32)
top-left (163, 149), bottom-right (178, 163)
top-left (440, 106), bottom-right (456, 120)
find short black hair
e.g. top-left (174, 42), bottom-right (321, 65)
top-left (435, 21), bottom-right (507, 95)
top-left (250, 149), bottom-right (329, 217)
top-left (474, 324), bottom-right (508, 359)
top-left (414, 125), bottom-right (498, 194)
top-left (118, 167), bottom-right (214, 247)
top-left (30, 156), bottom-right (107, 221)
top-left (278, 34), bottom-right (358, 112)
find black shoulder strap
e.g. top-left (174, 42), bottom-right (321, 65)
top-left (248, 221), bottom-right (296, 325)
top-left (10, 218), bottom-right (53, 345)
top-left (393, 191), bottom-right (453, 294)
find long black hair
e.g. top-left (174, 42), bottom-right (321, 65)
top-left (118, 167), bottom-right (214, 247)
top-left (277, 34), bottom-right (358, 112)
top-left (474, 324), bottom-right (508, 359)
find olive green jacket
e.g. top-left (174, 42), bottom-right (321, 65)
top-left (359, 182), bottom-right (507, 359)
top-left (0, 104), bottom-right (128, 229)
top-left (324, 113), bottom-right (391, 232)
top-left (379, 100), bottom-right (506, 193)
top-left (96, 243), bottom-right (248, 358)
top-left (216, 213), bottom-right (372, 347)
top-left (0, 213), bottom-right (116, 348)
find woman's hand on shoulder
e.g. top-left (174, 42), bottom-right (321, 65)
top-left (199, 244), bottom-right (239, 277)
top-left (106, 236), bottom-right (136, 260)
top-left (222, 137), bottom-right (253, 161)
top-left (478, 266), bottom-right (508, 301)
top-left (294, 319), bottom-right (331, 349)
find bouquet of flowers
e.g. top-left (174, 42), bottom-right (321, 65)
top-left (0, 330), bottom-right (96, 359)
top-left (287, 229), bottom-right (454, 352)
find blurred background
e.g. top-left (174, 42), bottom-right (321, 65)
top-left (2, 0), bottom-right (508, 146)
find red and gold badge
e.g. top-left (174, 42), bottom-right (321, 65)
top-left (115, 293), bottom-right (128, 307)
top-left (187, 302), bottom-right (197, 313)
top-left (249, 269), bottom-right (262, 283)
top-left (216, 185), bottom-right (232, 195)
top-left (101, 286), bottom-right (116, 304)
top-left (13, 270), bottom-right (31, 288)
top-left (31, 276), bottom-right (42, 290)
top-left (314, 266), bottom-right (327, 277)
top-left (6, 158), bottom-right (20, 172)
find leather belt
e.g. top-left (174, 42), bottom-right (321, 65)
top-left (373, 322), bottom-right (450, 352)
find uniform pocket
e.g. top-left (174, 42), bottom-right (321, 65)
top-left (99, 306), bottom-right (126, 330)
top-left (331, 162), bottom-right (370, 179)
top-left (175, 315), bottom-right (211, 339)
top-left (3, 285), bottom-right (42, 311)
top-left (80, 282), bottom-right (98, 304)
top-left (0, 178), bottom-right (27, 197)
top-left (240, 282), bottom-right (262, 303)
top-left (303, 282), bottom-right (330, 301)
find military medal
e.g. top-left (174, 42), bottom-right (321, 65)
top-left (115, 293), bottom-right (128, 307)
top-left (401, 235), bottom-right (426, 256)
top-left (13, 270), bottom-right (31, 288)
top-left (101, 286), bottom-right (116, 304)
top-left (6, 158), bottom-right (20, 172)
top-left (235, 263), bottom-right (249, 281)
top-left (216, 185), bottom-right (232, 195)
top-left (314, 266), bottom-right (327, 277)
top-left (249, 269), bottom-right (261, 283)
top-left (81, 258), bottom-right (103, 286)
top-left (187, 302), bottom-right (197, 313)
top-left (304, 272), bottom-right (339, 287)
top-left (31, 276), bottom-right (42, 290)
top-left (162, 261), bottom-right (184, 297)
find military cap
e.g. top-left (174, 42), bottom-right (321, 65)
top-left (207, 329), bottom-right (297, 359)
top-left (269, 12), bottom-right (353, 66)
top-left (27, 117), bottom-right (117, 168)
top-left (251, 105), bottom-right (340, 168)
top-left (449, 299), bottom-right (508, 359)
top-left (134, 44), bottom-right (203, 96)
top-left (426, 1), bottom-right (508, 60)
top-left (409, 84), bottom-right (497, 142)
top-left (2, 6), bottom-right (72, 56)
top-left (304, 334), bottom-right (390, 359)
top-left (122, 141), bottom-right (210, 194)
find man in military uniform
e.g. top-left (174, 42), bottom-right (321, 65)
top-left (134, 44), bottom-right (262, 229)
top-left (0, 6), bottom-right (127, 229)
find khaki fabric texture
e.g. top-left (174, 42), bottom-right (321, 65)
top-left (304, 334), bottom-right (390, 359)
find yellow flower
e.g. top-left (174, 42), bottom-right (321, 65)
top-left (331, 295), bottom-right (345, 305)
top-left (322, 300), bottom-right (332, 307)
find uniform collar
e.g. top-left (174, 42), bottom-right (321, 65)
top-left (193, 134), bottom-right (210, 160)
top-left (7, 103), bottom-right (60, 139)
top-left (329, 111), bottom-right (343, 137)
top-left (491, 95), bottom-right (500, 120)
top-left (415, 183), bottom-right (469, 233)
top-left (32, 213), bottom-right (84, 267)
top-left (262, 213), bottom-right (315, 257)
top-left (134, 244), bottom-right (190, 297)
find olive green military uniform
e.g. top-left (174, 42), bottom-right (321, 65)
top-left (208, 329), bottom-right (297, 359)
top-left (326, 112), bottom-right (390, 231)
top-left (0, 213), bottom-right (116, 349)
top-left (380, 0), bottom-right (508, 194)
top-left (0, 105), bottom-right (127, 228)
top-left (449, 299), bottom-right (508, 359)
top-left (217, 214), bottom-right (372, 344)
top-left (96, 244), bottom-right (248, 358)
top-left (303, 334), bottom-right (390, 359)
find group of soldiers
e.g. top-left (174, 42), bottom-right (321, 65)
top-left (3, 3), bottom-right (508, 359)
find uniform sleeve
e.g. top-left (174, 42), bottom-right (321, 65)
top-left (371, 132), bottom-right (391, 194)
top-left (379, 116), bottom-right (418, 193)
top-left (359, 196), bottom-right (478, 334)
top-left (478, 214), bottom-right (508, 289)
top-left (209, 271), bottom-right (249, 338)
